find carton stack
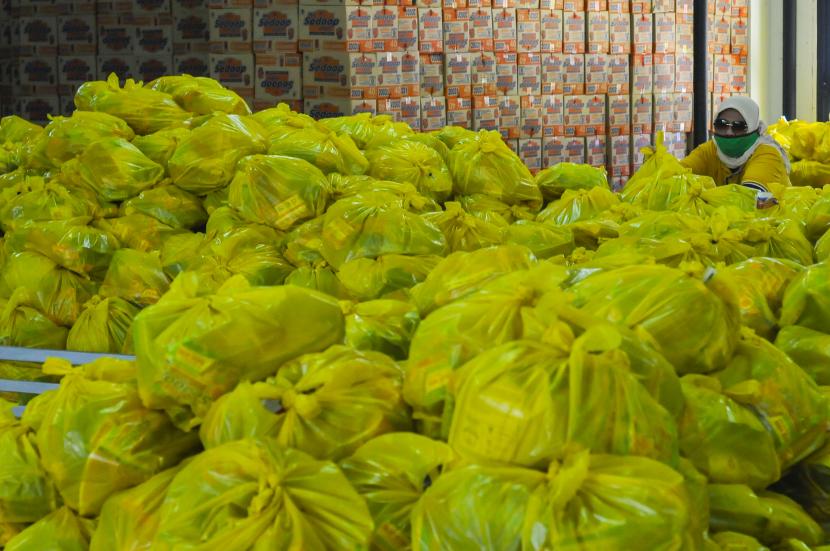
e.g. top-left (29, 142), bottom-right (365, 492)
top-left (208, 0), bottom-right (255, 105)
top-left (12, 1), bottom-right (62, 121)
top-left (706, 0), bottom-right (748, 138)
top-left (173, 0), bottom-right (211, 80)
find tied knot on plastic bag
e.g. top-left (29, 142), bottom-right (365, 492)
top-left (248, 472), bottom-right (285, 516)
top-left (277, 387), bottom-right (322, 420)
top-left (546, 449), bottom-right (591, 512)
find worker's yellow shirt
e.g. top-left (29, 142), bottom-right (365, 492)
top-left (680, 140), bottom-right (790, 191)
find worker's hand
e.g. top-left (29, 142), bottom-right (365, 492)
top-left (755, 191), bottom-right (778, 209)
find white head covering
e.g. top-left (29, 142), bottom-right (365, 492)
top-left (713, 95), bottom-right (791, 172)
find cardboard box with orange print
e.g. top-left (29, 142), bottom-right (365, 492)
top-left (540, 8), bottom-right (563, 53)
top-left (446, 96), bottom-right (472, 127)
top-left (610, 134), bottom-right (631, 178)
top-left (98, 15), bottom-right (133, 55)
top-left (541, 93), bottom-right (564, 136)
top-left (517, 51), bottom-right (541, 95)
top-left (419, 52), bottom-right (444, 95)
top-left (252, 6), bottom-right (299, 53)
top-left (519, 138), bottom-right (543, 172)
top-left (563, 94), bottom-right (586, 136)
top-left (399, 50), bottom-right (420, 96)
top-left (632, 13), bottom-right (651, 54)
top-left (542, 135), bottom-right (565, 167)
top-left (398, 5), bottom-right (418, 50)
top-left (469, 7), bottom-right (494, 51)
top-left (520, 94), bottom-right (543, 138)
top-left (631, 52), bottom-right (652, 93)
top-left (444, 51), bottom-right (472, 97)
top-left (708, 12), bottom-right (729, 54)
top-left (443, 7), bottom-right (470, 52)
top-left (675, 50), bottom-right (692, 92)
top-left (492, 0), bottom-right (516, 9)
top-left (517, 8), bottom-right (541, 52)
top-left (631, 0), bottom-right (650, 14)
top-left (376, 51), bottom-right (404, 99)
top-left (562, 10), bottom-right (585, 54)
top-left (561, 53), bottom-right (584, 95)
top-left (653, 92), bottom-right (673, 132)
top-left (585, 94), bottom-right (605, 136)
top-left (473, 94), bottom-right (499, 130)
top-left (608, 0), bottom-right (629, 12)
top-left (730, 56), bottom-right (747, 94)
top-left (609, 11), bottom-right (630, 54)
top-left (631, 91), bottom-right (652, 134)
top-left (654, 12), bottom-right (674, 54)
top-left (587, 10), bottom-right (608, 54)
top-left (209, 52), bottom-right (254, 94)
top-left (731, 0), bottom-right (748, 18)
top-left (584, 53), bottom-right (608, 94)
top-left (498, 94), bottom-right (521, 138)
top-left (586, 0), bottom-right (607, 10)
top-left (586, 135), bottom-right (607, 168)
top-left (607, 93), bottom-right (630, 135)
top-left (174, 9), bottom-right (211, 53)
top-left (607, 53), bottom-right (629, 94)
top-left (57, 15), bottom-right (95, 55)
top-left (676, 0), bottom-right (692, 13)
top-left (653, 52), bottom-right (675, 93)
top-left (57, 55), bottom-right (95, 95)
top-left (209, 8), bottom-right (252, 53)
top-left (493, 7), bottom-right (517, 52)
top-left (711, 53), bottom-right (730, 94)
top-left (303, 51), bottom-right (377, 99)
top-left (495, 51), bottom-right (518, 94)
top-left (731, 16), bottom-right (748, 56)
top-left (134, 15), bottom-right (174, 57)
top-left (652, 0), bottom-right (673, 12)
top-left (298, 5), bottom-right (370, 53)
top-left (540, 0), bottom-right (561, 7)
top-left (563, 136), bottom-right (586, 163)
top-left (400, 96), bottom-right (421, 129)
top-left (18, 15), bottom-right (58, 56)
top-left (632, 131), bottom-right (651, 169)
top-left (173, 53), bottom-right (209, 76)
top-left (671, 91), bottom-right (692, 132)
top-left (471, 50), bottom-right (497, 95)
top-left (541, 52), bottom-right (564, 93)
top-left (420, 95), bottom-right (446, 129)
top-left (418, 7), bottom-right (443, 52)
top-left (562, 0), bottom-right (584, 9)
top-left (675, 12), bottom-right (692, 54)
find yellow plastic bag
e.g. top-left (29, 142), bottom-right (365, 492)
top-left (66, 296), bottom-right (139, 353)
top-left (75, 74), bottom-right (192, 135)
top-left (268, 123), bottom-right (369, 175)
top-left (148, 75), bottom-right (251, 115)
top-left (537, 186), bottom-right (620, 225)
top-left (4, 507), bottom-right (93, 551)
top-left (409, 244), bottom-right (537, 315)
top-left (319, 112), bottom-right (414, 149)
top-left (779, 262), bottom-right (830, 332)
top-left (422, 201), bottom-right (507, 252)
top-left (0, 250), bottom-right (98, 327)
top-left (75, 137), bottom-right (164, 202)
top-left (150, 438), bottom-right (373, 550)
top-left (319, 192), bottom-right (447, 269)
top-left (94, 213), bottom-right (184, 253)
top-left (206, 205), bottom-right (285, 245)
top-left (678, 374), bottom-right (780, 489)
top-left (366, 139), bottom-right (453, 202)
top-left (0, 398), bottom-right (59, 526)
top-left (341, 433), bottom-right (454, 551)
top-left (535, 162), bottom-right (609, 200)
top-left (199, 228), bottom-right (294, 286)
top-left (817, 229), bottom-right (830, 260)
top-left (457, 193), bottom-right (536, 224)
top-left (775, 325), bottom-right (830, 385)
top-left (120, 184), bottom-right (207, 230)
top-left (99, 248), bottom-right (170, 306)
top-left (0, 292), bottom-right (68, 349)
top-left (286, 263), bottom-right (353, 299)
top-left (228, 154), bottom-right (330, 231)
top-left (343, 299), bottom-right (420, 360)
top-left (448, 130), bottom-right (542, 208)
top-left (736, 218), bottom-right (815, 266)
top-left (133, 274), bottom-right (345, 419)
top-left (167, 113), bottom-right (267, 195)
top-left (200, 345), bottom-right (409, 459)
top-left (0, 115), bottom-right (43, 145)
top-left (621, 131), bottom-right (690, 203)
top-left (249, 102), bottom-right (315, 129)
top-left (0, 180), bottom-right (93, 232)
top-left (328, 174), bottom-right (441, 213)
top-left (336, 254), bottom-right (441, 301)
top-left (449, 326), bottom-right (678, 467)
top-left (790, 160), bottom-right (830, 187)
top-left (130, 127), bottom-right (191, 171)
top-left (36, 358), bottom-right (199, 516)
top-left (502, 220), bottom-right (575, 259)
top-left (711, 532), bottom-right (769, 551)
top-left (805, 193), bottom-right (830, 241)
top-left (569, 264), bottom-right (740, 374)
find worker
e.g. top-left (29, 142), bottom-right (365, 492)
top-left (681, 96), bottom-right (790, 204)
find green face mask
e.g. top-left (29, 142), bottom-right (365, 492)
top-left (713, 131), bottom-right (760, 159)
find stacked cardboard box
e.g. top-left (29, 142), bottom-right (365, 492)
top-left (706, 0), bottom-right (747, 133)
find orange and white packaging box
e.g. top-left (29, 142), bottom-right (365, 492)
top-left (174, 10), bottom-right (211, 53)
top-left (563, 136), bottom-right (586, 163)
top-left (505, 139), bottom-right (520, 155)
top-left (444, 52), bottom-right (472, 97)
top-left (18, 16), bottom-right (58, 56)
top-left (173, 0), bottom-right (209, 12)
top-left (446, 96), bottom-right (472, 127)
top-left (653, 52), bottom-right (674, 93)
top-left (584, 53), bottom-right (608, 94)
top-left (542, 136), bottom-right (564, 167)
top-left (709, 92), bottom-right (732, 124)
top-left (676, 0), bottom-right (692, 13)
top-left (675, 12), bottom-right (692, 54)
top-left (398, 5), bottom-right (418, 50)
top-left (608, 93), bottom-right (630, 135)
top-left (632, 13), bottom-right (651, 54)
top-left (468, 0), bottom-right (493, 9)
top-left (443, 8), bottom-right (470, 52)
top-left (400, 50), bottom-right (420, 96)
top-left (540, 0), bottom-right (562, 9)
top-left (415, 0), bottom-right (441, 9)
top-left (420, 95), bottom-right (446, 129)
top-left (473, 95), bottom-right (499, 130)
top-left (495, 51), bottom-right (518, 94)
top-left (19, 56), bottom-right (58, 95)
top-left (713, 0), bottom-right (729, 15)
top-left (585, 94), bottom-right (605, 136)
top-left (632, 132), bottom-right (651, 168)
top-left (520, 94), bottom-right (543, 137)
top-left (419, 52), bottom-right (444, 95)
top-left (134, 15), bottom-right (174, 57)
top-left (98, 15), bottom-right (135, 56)
top-left (610, 134), bottom-right (631, 178)
top-left (377, 97), bottom-right (402, 121)
top-left (471, 51), bottom-right (498, 95)
top-left (517, 0), bottom-right (539, 9)
top-left (586, 0), bottom-right (606, 10)
top-left (609, 12), bottom-right (630, 53)
top-left (519, 139), bottom-right (543, 172)
top-left (299, 5), bottom-right (369, 53)
top-left (562, 10), bottom-right (585, 54)
top-left (562, 0), bottom-right (584, 9)
top-left (631, 92), bottom-right (652, 134)
top-left (712, 53), bottom-right (730, 94)
top-left (303, 51), bottom-right (377, 99)
top-left (674, 50), bottom-right (692, 92)
top-left (14, 96), bottom-right (60, 124)
top-left (541, 53), bottom-right (564, 93)
top-left (253, 6), bottom-right (300, 53)
top-left (607, 54), bottom-right (628, 94)
top-left (730, 56), bottom-right (747, 94)
top-left (653, 12), bottom-right (674, 53)
top-left (665, 131), bottom-right (688, 158)
top-left (401, 96), bottom-right (421, 130)
top-left (418, 8), bottom-right (444, 52)
top-left (469, 7), bottom-right (494, 51)
top-left (540, 9), bottom-right (562, 53)
top-left (209, 52), bottom-right (254, 93)
top-left (561, 53), bottom-right (584, 95)
top-left (133, 0), bottom-right (171, 13)
top-left (209, 8), bottom-right (252, 53)
top-left (652, 92), bottom-right (672, 132)
top-left (255, 53), bottom-right (302, 100)
top-left (444, 0), bottom-right (468, 11)
top-left (304, 98), bottom-right (375, 119)
top-left (731, 17), bottom-right (747, 56)
top-left (173, 53), bottom-right (210, 76)
top-left (57, 55), bottom-right (95, 95)
top-left (207, 0), bottom-right (252, 8)
top-left (517, 8), bottom-right (540, 52)
top-left (586, 135), bottom-right (606, 167)
top-left (651, 0), bottom-right (672, 11)
top-left (731, 0), bottom-right (747, 18)
top-left (492, 0), bottom-right (515, 9)
top-left (709, 13), bottom-right (729, 54)
top-left (499, 94), bottom-right (521, 138)
top-left (672, 91), bottom-right (692, 132)
top-left (135, 56), bottom-right (175, 83)
top-left (608, 0), bottom-right (628, 12)
top-left (587, 10), bottom-right (608, 54)
top-left (493, 8), bottom-right (517, 52)
top-left (371, 5), bottom-right (398, 51)
top-left (376, 51), bottom-right (402, 98)
top-left (97, 54), bottom-right (136, 82)
top-left (563, 94), bottom-right (586, 136)
top-left (631, 53), bottom-right (652, 93)
top-left (541, 93), bottom-right (563, 135)
top-left (517, 52), bottom-right (541, 94)
top-left (631, 0), bottom-right (650, 13)
top-left (57, 15), bottom-right (95, 55)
